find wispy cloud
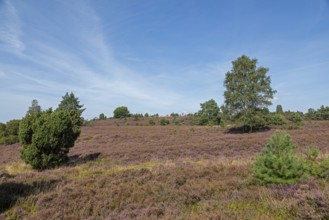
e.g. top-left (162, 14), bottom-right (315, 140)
top-left (0, 0), bottom-right (24, 54)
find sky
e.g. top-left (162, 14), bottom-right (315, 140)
top-left (1, 0), bottom-right (329, 122)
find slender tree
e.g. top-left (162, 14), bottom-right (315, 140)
top-left (276, 105), bottom-right (283, 114)
top-left (223, 55), bottom-right (276, 132)
top-left (57, 92), bottom-right (85, 114)
top-left (28, 99), bottom-right (41, 115)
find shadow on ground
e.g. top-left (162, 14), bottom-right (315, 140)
top-left (67, 152), bottom-right (101, 167)
top-left (0, 179), bottom-right (59, 213)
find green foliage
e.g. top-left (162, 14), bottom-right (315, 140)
top-left (196, 99), bottom-right (221, 126)
top-left (304, 146), bottom-right (329, 179)
top-left (223, 55), bottom-right (276, 132)
top-left (0, 120), bottom-right (20, 145)
top-left (173, 118), bottom-right (183, 126)
top-left (160, 118), bottom-right (170, 126)
top-left (252, 130), bottom-right (304, 184)
top-left (305, 105), bottom-right (329, 120)
top-left (99, 113), bottom-right (107, 120)
top-left (170, 113), bottom-right (179, 117)
top-left (6, 120), bottom-right (20, 136)
top-left (58, 92), bottom-right (85, 115)
top-left (286, 112), bottom-right (303, 124)
top-left (113, 106), bottom-right (130, 118)
top-left (276, 105), bottom-right (283, 114)
top-left (27, 99), bottom-right (41, 115)
top-left (132, 113), bottom-right (143, 121)
top-left (269, 113), bottom-right (286, 125)
top-left (20, 97), bottom-right (82, 170)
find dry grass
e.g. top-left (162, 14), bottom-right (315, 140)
top-left (1, 120), bottom-right (329, 219)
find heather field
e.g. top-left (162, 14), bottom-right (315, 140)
top-left (1, 119), bottom-right (329, 219)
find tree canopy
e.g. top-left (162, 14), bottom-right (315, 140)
top-left (20, 95), bottom-right (83, 170)
top-left (58, 92), bottom-right (85, 114)
top-left (223, 55), bottom-right (276, 132)
top-left (113, 106), bottom-right (130, 118)
top-left (197, 99), bottom-right (221, 125)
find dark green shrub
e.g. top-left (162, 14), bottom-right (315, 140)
top-left (160, 118), bottom-right (170, 126)
top-left (0, 120), bottom-right (20, 145)
top-left (99, 113), bottom-right (107, 120)
top-left (196, 99), bottom-right (221, 126)
top-left (3, 135), bottom-right (19, 145)
top-left (270, 113), bottom-right (286, 125)
top-left (20, 109), bottom-right (81, 170)
top-left (113, 106), bottom-right (130, 118)
top-left (252, 130), bottom-right (304, 184)
top-left (286, 112), bottom-right (303, 124)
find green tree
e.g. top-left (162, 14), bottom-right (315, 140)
top-left (223, 55), bottom-right (276, 132)
top-left (252, 130), bottom-right (304, 184)
top-left (99, 113), bottom-right (107, 120)
top-left (276, 105), bottom-right (283, 114)
top-left (58, 92), bottom-right (85, 114)
top-left (197, 99), bottom-right (221, 125)
top-left (27, 99), bottom-right (41, 115)
top-left (113, 106), bottom-right (130, 118)
top-left (20, 109), bottom-right (81, 170)
top-left (57, 92), bottom-right (84, 127)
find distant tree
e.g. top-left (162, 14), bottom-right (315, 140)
top-left (57, 92), bottom-right (85, 126)
top-left (306, 108), bottom-right (317, 120)
top-left (144, 113), bottom-right (149, 117)
top-left (58, 92), bottom-right (85, 114)
top-left (197, 99), bottom-right (221, 125)
top-left (113, 106), bottom-right (130, 118)
top-left (99, 113), bottom-right (107, 120)
top-left (27, 99), bottom-right (41, 115)
top-left (170, 113), bottom-right (179, 117)
top-left (223, 55), bottom-right (276, 132)
top-left (276, 105), bottom-right (283, 114)
top-left (0, 123), bottom-right (6, 137)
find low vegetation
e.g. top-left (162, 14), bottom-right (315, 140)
top-left (1, 121), bottom-right (329, 219)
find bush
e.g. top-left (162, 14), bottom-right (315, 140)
top-left (160, 118), bottom-right (170, 126)
top-left (113, 106), bottom-right (130, 118)
top-left (20, 109), bottom-right (81, 170)
top-left (252, 130), bottom-right (304, 184)
top-left (304, 147), bottom-right (329, 179)
top-left (286, 112), bottom-right (303, 124)
top-left (0, 120), bottom-right (20, 145)
top-left (270, 113), bottom-right (286, 125)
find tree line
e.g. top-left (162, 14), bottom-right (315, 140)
top-left (1, 55), bottom-right (328, 171)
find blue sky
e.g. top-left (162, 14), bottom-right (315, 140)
top-left (1, 0), bottom-right (329, 122)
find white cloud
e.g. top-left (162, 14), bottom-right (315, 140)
top-left (0, 0), bottom-right (24, 54)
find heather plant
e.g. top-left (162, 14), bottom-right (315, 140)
top-left (252, 130), bottom-right (304, 184)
